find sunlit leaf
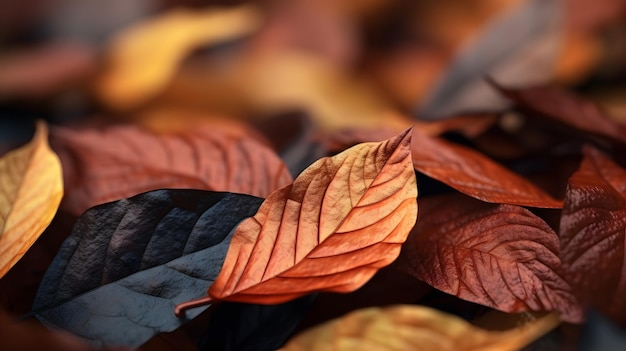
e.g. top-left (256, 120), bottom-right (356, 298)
top-left (96, 4), bottom-right (263, 110)
top-left (175, 128), bottom-right (417, 315)
top-left (396, 193), bottom-right (581, 323)
top-left (51, 123), bottom-right (291, 215)
top-left (278, 305), bottom-right (560, 351)
top-left (560, 145), bottom-right (626, 325)
top-left (0, 122), bottom-right (63, 278)
top-left (411, 130), bottom-right (562, 208)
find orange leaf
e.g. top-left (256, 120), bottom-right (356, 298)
top-left (96, 4), bottom-right (263, 110)
top-left (175, 128), bottom-right (417, 315)
top-left (51, 123), bottom-right (291, 215)
top-left (278, 305), bottom-right (560, 351)
top-left (411, 130), bottom-right (562, 208)
top-left (0, 122), bottom-right (63, 278)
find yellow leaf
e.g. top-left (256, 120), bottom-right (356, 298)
top-left (0, 122), bottom-right (63, 278)
top-left (96, 4), bottom-right (263, 110)
top-left (279, 305), bottom-right (560, 351)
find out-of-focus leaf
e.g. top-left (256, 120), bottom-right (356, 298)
top-left (0, 122), bottom-right (63, 278)
top-left (201, 295), bottom-right (317, 351)
top-left (51, 123), bottom-right (291, 216)
top-left (278, 305), bottom-right (560, 351)
top-left (0, 42), bottom-right (96, 100)
top-left (396, 193), bottom-right (581, 323)
top-left (0, 309), bottom-right (130, 351)
top-left (560, 146), bottom-right (626, 325)
top-left (33, 189), bottom-right (263, 347)
top-left (417, 0), bottom-right (562, 119)
top-left (154, 51), bottom-right (412, 132)
top-left (494, 82), bottom-right (626, 146)
top-left (411, 130), bottom-right (562, 208)
top-left (578, 310), bottom-right (626, 351)
top-left (96, 4), bottom-right (263, 110)
top-left (322, 114), bottom-right (498, 153)
top-left (175, 129), bottom-right (417, 314)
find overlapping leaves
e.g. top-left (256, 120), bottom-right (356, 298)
top-left (51, 123), bottom-right (291, 215)
top-left (176, 128), bottom-right (417, 312)
top-left (33, 189), bottom-right (264, 347)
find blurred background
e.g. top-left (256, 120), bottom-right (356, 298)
top-left (1, 0), bottom-right (625, 151)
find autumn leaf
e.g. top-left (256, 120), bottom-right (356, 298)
top-left (395, 193), bottom-right (581, 323)
top-left (278, 305), bottom-right (560, 351)
top-left (51, 123), bottom-right (291, 215)
top-left (417, 0), bottom-right (561, 119)
top-left (560, 145), bottom-right (626, 325)
top-left (494, 82), bottom-right (626, 145)
top-left (0, 309), bottom-right (130, 351)
top-left (0, 122), bottom-right (63, 278)
top-left (411, 130), bottom-right (562, 208)
top-left (33, 189), bottom-right (264, 347)
top-left (321, 114), bottom-right (497, 153)
top-left (175, 128), bottom-right (417, 315)
top-left (96, 4), bottom-right (263, 110)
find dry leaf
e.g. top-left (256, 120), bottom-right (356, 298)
top-left (96, 4), bottom-right (263, 110)
top-left (411, 130), bottom-right (562, 208)
top-left (51, 123), bottom-right (291, 215)
top-left (322, 114), bottom-right (497, 152)
top-left (0, 122), bottom-right (63, 278)
top-left (175, 128), bottom-right (417, 315)
top-left (494, 82), bottom-right (626, 145)
top-left (416, 0), bottom-right (562, 118)
top-left (560, 145), bottom-right (626, 325)
top-left (396, 193), bottom-right (581, 323)
top-left (278, 305), bottom-right (560, 351)
top-left (0, 42), bottom-right (96, 100)
top-left (157, 52), bottom-right (413, 132)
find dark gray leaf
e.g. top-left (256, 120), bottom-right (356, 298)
top-left (579, 311), bottom-right (626, 351)
top-left (200, 295), bottom-right (317, 351)
top-left (417, 0), bottom-right (562, 119)
top-left (32, 189), bottom-right (263, 348)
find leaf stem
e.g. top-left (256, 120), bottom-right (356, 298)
top-left (174, 296), bottom-right (214, 318)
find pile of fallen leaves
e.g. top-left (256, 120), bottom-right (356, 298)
top-left (1, 0), bottom-right (626, 350)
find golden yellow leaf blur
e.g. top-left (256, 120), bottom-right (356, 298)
top-left (96, 4), bottom-right (263, 110)
top-left (0, 121), bottom-right (63, 278)
top-left (278, 305), bottom-right (560, 351)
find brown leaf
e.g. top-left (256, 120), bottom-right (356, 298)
top-left (560, 145), bottom-right (626, 325)
top-left (494, 82), bottom-right (626, 145)
top-left (0, 121), bottom-right (63, 278)
top-left (51, 123), bottom-right (291, 215)
top-left (321, 114), bottom-right (497, 153)
top-left (0, 42), bottom-right (96, 100)
top-left (175, 129), bottom-right (417, 314)
top-left (279, 305), bottom-right (560, 351)
top-left (411, 130), bottom-right (562, 208)
top-left (396, 193), bottom-right (581, 323)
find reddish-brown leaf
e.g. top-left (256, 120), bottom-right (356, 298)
top-left (411, 131), bottom-right (562, 208)
top-left (321, 114), bottom-right (497, 153)
top-left (51, 123), bottom-right (291, 215)
top-left (560, 145), bottom-right (626, 325)
top-left (175, 129), bottom-right (417, 315)
top-left (494, 82), bottom-right (626, 145)
top-left (396, 193), bottom-right (581, 323)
